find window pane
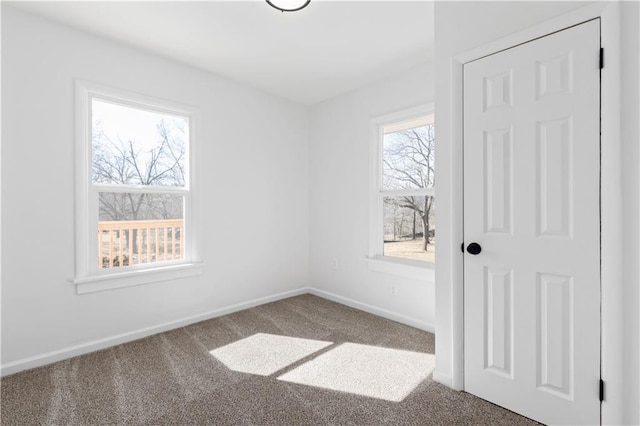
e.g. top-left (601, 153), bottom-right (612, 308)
top-left (383, 196), bottom-right (435, 263)
top-left (382, 122), bottom-right (435, 191)
top-left (92, 99), bottom-right (188, 187)
top-left (98, 192), bottom-right (185, 269)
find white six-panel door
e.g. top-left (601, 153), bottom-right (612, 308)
top-left (463, 20), bottom-right (601, 425)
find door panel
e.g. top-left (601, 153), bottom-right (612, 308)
top-left (536, 117), bottom-right (573, 237)
top-left (536, 272), bottom-right (573, 399)
top-left (484, 266), bottom-right (514, 378)
top-left (463, 19), bottom-right (600, 425)
top-left (484, 128), bottom-right (513, 235)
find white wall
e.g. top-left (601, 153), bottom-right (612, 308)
top-left (308, 63), bottom-right (435, 331)
top-left (620, 1), bottom-right (640, 422)
top-left (1, 7), bottom-right (309, 370)
top-left (434, 1), bottom-right (639, 424)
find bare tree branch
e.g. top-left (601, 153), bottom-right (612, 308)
top-left (382, 123), bottom-right (436, 251)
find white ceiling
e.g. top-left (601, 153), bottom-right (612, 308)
top-left (7, 1), bottom-right (434, 105)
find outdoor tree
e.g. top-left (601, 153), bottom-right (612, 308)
top-left (383, 124), bottom-right (435, 251)
top-left (92, 118), bottom-right (186, 222)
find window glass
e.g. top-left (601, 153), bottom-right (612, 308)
top-left (90, 98), bottom-right (190, 271)
top-left (92, 99), bottom-right (187, 187)
top-left (382, 196), bottom-right (435, 263)
top-left (382, 123), bottom-right (435, 191)
top-left (378, 115), bottom-right (435, 263)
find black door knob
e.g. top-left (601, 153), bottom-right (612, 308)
top-left (466, 242), bottom-right (482, 255)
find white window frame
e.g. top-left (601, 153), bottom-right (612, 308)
top-left (367, 103), bottom-right (435, 281)
top-left (74, 81), bottom-right (203, 294)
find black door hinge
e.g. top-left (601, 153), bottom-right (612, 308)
top-left (600, 48), bottom-right (604, 69)
top-left (599, 379), bottom-right (605, 402)
top-left (461, 243), bottom-right (465, 253)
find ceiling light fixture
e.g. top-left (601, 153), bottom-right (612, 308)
top-left (266, 0), bottom-right (311, 12)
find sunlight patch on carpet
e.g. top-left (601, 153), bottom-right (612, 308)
top-left (277, 342), bottom-right (434, 402)
top-left (210, 333), bottom-right (333, 376)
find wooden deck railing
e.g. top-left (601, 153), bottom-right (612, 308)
top-left (98, 219), bottom-right (183, 269)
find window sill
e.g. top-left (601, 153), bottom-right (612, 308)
top-left (74, 262), bottom-right (204, 295)
top-left (365, 256), bottom-right (434, 281)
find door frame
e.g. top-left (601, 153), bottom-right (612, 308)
top-left (447, 2), bottom-right (622, 424)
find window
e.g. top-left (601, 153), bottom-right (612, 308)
top-left (75, 82), bottom-right (202, 293)
top-left (369, 105), bottom-right (435, 271)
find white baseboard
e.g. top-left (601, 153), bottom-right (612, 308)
top-left (0, 287), bottom-right (308, 377)
top-left (307, 287), bottom-right (435, 333)
top-left (432, 370), bottom-right (454, 388)
top-left (2, 286), bottom-right (435, 377)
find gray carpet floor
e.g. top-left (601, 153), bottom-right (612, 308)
top-left (1, 294), bottom-right (537, 425)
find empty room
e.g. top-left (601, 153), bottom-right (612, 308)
top-left (1, 1), bottom-right (639, 424)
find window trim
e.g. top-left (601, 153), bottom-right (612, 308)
top-left (367, 103), bottom-right (435, 278)
top-left (74, 80), bottom-right (203, 294)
